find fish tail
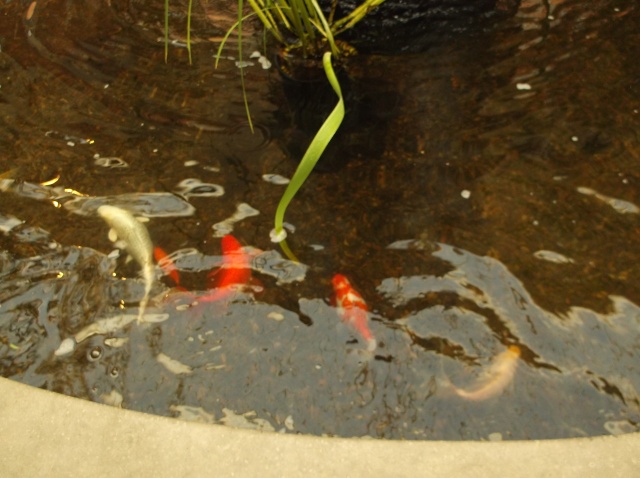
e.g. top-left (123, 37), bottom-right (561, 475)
top-left (365, 337), bottom-right (377, 352)
top-left (137, 265), bottom-right (154, 323)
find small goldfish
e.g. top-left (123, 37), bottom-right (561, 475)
top-left (453, 345), bottom-right (521, 401)
top-left (199, 234), bottom-right (252, 303)
top-left (153, 246), bottom-right (181, 286)
top-left (331, 274), bottom-right (377, 352)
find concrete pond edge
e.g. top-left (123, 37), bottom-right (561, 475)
top-left (1, 377), bottom-right (638, 477)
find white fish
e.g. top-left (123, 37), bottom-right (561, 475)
top-left (97, 205), bottom-right (155, 323)
top-left (453, 345), bottom-right (521, 401)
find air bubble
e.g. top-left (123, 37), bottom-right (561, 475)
top-left (87, 346), bottom-right (103, 361)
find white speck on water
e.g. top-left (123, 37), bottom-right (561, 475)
top-left (262, 174), bottom-right (290, 185)
top-left (54, 338), bottom-right (76, 356)
top-left (235, 60), bottom-right (254, 69)
top-left (104, 337), bottom-right (129, 348)
top-left (547, 15), bottom-right (555, 20)
top-left (516, 83), bottom-right (531, 90)
top-left (267, 312), bottom-right (285, 321)
top-left (270, 228), bottom-right (287, 243)
top-left (461, 189), bottom-right (471, 199)
top-left (284, 415), bottom-right (295, 431)
top-left (258, 56), bottom-right (272, 69)
top-left (571, 136), bottom-right (579, 142)
top-left (156, 353), bottom-right (193, 375)
top-left (532, 220), bottom-right (539, 226)
top-left (309, 244), bottom-right (325, 251)
top-left (66, 141), bottom-right (75, 147)
top-left (104, 84), bottom-right (109, 89)
top-left (184, 160), bottom-right (199, 167)
top-left (534, 250), bottom-right (574, 264)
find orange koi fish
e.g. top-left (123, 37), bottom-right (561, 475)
top-left (199, 234), bottom-right (252, 303)
top-left (331, 274), bottom-right (377, 352)
top-left (453, 345), bottom-right (521, 401)
top-left (153, 246), bottom-right (181, 286)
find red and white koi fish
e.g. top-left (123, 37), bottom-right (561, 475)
top-left (153, 246), bottom-right (181, 286)
top-left (199, 234), bottom-right (252, 303)
top-left (331, 274), bottom-right (377, 352)
top-left (453, 345), bottom-right (521, 401)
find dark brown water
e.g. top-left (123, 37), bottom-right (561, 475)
top-left (1, 0), bottom-right (639, 440)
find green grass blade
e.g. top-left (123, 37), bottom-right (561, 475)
top-left (237, 0), bottom-right (255, 134)
top-left (187, 0), bottom-right (193, 64)
top-left (273, 51), bottom-right (344, 239)
top-left (164, 0), bottom-right (169, 62)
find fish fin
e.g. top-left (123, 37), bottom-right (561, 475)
top-left (154, 246), bottom-right (181, 286)
top-left (108, 228), bottom-right (119, 242)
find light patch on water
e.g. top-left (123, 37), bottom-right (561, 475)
top-left (100, 390), bottom-right (123, 408)
top-left (94, 155), bottom-right (129, 168)
top-left (251, 250), bottom-right (307, 284)
top-left (269, 223), bottom-right (295, 243)
top-left (250, 50), bottom-right (272, 69)
top-left (156, 352), bottom-right (193, 375)
top-left (533, 250), bottom-right (574, 264)
top-left (212, 202), bottom-right (260, 237)
top-left (0, 214), bottom-right (24, 233)
top-left (220, 408), bottom-right (275, 432)
top-left (44, 130), bottom-right (94, 145)
top-left (261, 173), bottom-right (290, 185)
top-left (64, 192), bottom-right (196, 217)
top-left (235, 60), bottom-right (254, 68)
top-left (170, 405), bottom-right (216, 424)
top-left (267, 312), bottom-right (285, 321)
top-left (269, 227), bottom-right (287, 242)
top-left (577, 186), bottom-right (640, 214)
top-left (174, 178), bottom-right (224, 198)
top-left (516, 82), bottom-right (532, 90)
top-left (603, 420), bottom-right (637, 436)
top-left (284, 415), bottom-right (294, 431)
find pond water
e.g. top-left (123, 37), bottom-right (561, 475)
top-left (1, 0), bottom-right (639, 440)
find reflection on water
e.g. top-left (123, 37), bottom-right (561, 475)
top-left (1, 0), bottom-right (640, 440)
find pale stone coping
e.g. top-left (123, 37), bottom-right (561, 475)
top-left (1, 377), bottom-right (638, 477)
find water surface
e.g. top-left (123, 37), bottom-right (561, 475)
top-left (1, 0), bottom-right (639, 440)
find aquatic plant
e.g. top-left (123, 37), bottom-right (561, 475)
top-left (166, 1), bottom-right (386, 246)
top-left (236, 1), bottom-right (385, 243)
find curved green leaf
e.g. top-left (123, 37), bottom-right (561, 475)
top-left (273, 51), bottom-right (345, 240)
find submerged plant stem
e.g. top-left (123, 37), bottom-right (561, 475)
top-left (274, 51), bottom-right (344, 238)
